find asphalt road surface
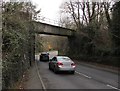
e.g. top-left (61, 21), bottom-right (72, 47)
top-left (36, 60), bottom-right (119, 90)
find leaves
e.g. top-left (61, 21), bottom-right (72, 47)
top-left (60, 1), bottom-right (115, 60)
top-left (2, 1), bottom-right (40, 89)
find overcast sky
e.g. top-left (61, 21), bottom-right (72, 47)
top-left (32, 0), bottom-right (65, 21)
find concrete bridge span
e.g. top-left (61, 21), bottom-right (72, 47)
top-left (32, 21), bottom-right (75, 37)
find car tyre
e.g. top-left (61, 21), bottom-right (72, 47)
top-left (40, 57), bottom-right (42, 61)
top-left (39, 59), bottom-right (41, 61)
top-left (54, 67), bottom-right (58, 74)
top-left (71, 71), bottom-right (75, 74)
top-left (49, 65), bottom-right (51, 70)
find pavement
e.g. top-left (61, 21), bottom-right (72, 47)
top-left (19, 62), bottom-right (43, 89)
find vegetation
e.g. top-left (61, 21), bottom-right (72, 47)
top-left (2, 1), bottom-right (120, 89)
top-left (59, 1), bottom-right (120, 67)
top-left (35, 34), bottom-right (43, 53)
top-left (2, 1), bottom-right (40, 89)
top-left (112, 2), bottom-right (120, 56)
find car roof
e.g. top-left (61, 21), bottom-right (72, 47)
top-left (56, 56), bottom-right (70, 58)
top-left (41, 52), bottom-right (48, 54)
top-left (55, 56), bottom-right (72, 62)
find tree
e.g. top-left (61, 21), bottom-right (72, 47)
top-left (111, 1), bottom-right (120, 56)
top-left (60, 1), bottom-right (106, 30)
top-left (59, 0), bottom-right (114, 61)
top-left (2, 1), bottom-right (41, 89)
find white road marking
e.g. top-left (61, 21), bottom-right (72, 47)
top-left (35, 61), bottom-right (46, 91)
top-left (75, 71), bottom-right (120, 90)
top-left (75, 71), bottom-right (92, 79)
top-left (107, 84), bottom-right (120, 90)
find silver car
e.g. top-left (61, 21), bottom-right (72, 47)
top-left (49, 56), bottom-right (76, 74)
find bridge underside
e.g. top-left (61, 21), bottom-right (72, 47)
top-left (29, 21), bottom-right (75, 62)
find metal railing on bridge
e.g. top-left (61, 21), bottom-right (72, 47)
top-left (35, 15), bottom-right (61, 27)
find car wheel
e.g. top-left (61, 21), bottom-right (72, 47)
top-left (49, 65), bottom-right (51, 70)
top-left (40, 58), bottom-right (42, 61)
top-left (47, 59), bottom-right (49, 61)
top-left (53, 67), bottom-right (58, 74)
top-left (71, 71), bottom-right (75, 74)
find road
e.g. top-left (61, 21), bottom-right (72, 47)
top-left (35, 59), bottom-right (119, 90)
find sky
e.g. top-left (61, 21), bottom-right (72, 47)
top-left (4, 0), bottom-right (65, 21)
top-left (32, 0), bottom-right (65, 21)
top-left (4, 0), bottom-right (66, 25)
